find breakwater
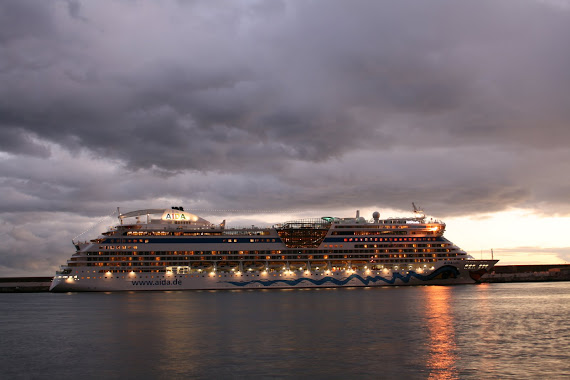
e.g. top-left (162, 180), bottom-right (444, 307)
top-left (482, 264), bottom-right (570, 283)
top-left (0, 277), bottom-right (52, 292)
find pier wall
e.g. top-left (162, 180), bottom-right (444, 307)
top-left (0, 277), bottom-right (53, 292)
top-left (482, 264), bottom-right (570, 283)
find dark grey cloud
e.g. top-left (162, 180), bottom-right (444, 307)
top-left (1, 0), bottom-right (570, 274)
top-left (0, 1), bottom-right (55, 43)
top-left (1, 0), bottom-right (569, 195)
top-left (0, 128), bottom-right (50, 157)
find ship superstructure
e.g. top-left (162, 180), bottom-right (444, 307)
top-left (50, 205), bottom-right (497, 291)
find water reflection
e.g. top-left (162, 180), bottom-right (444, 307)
top-left (472, 284), bottom-right (496, 374)
top-left (425, 286), bottom-right (459, 380)
top-left (3, 284), bottom-right (570, 379)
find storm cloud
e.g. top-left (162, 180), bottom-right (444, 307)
top-left (1, 0), bottom-right (570, 275)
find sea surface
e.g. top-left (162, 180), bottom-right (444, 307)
top-left (1, 282), bottom-right (569, 379)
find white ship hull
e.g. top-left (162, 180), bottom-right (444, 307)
top-left (50, 260), bottom-right (496, 292)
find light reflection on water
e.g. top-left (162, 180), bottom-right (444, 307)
top-left (1, 283), bottom-right (570, 379)
top-left (425, 286), bottom-right (458, 380)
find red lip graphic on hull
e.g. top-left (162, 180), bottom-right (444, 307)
top-left (469, 269), bottom-right (488, 282)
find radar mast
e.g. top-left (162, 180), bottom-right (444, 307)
top-left (412, 202), bottom-right (425, 219)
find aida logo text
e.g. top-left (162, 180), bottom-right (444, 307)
top-left (164, 213), bottom-right (187, 220)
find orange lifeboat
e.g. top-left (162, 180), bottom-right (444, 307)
top-left (245, 262), bottom-right (265, 271)
top-left (331, 261), bottom-right (347, 269)
top-left (289, 262), bottom-right (307, 270)
top-left (267, 261), bottom-right (286, 270)
top-left (352, 261), bottom-right (368, 269)
top-left (192, 262), bottom-right (213, 270)
top-left (310, 261), bottom-right (328, 270)
top-left (217, 262), bottom-right (239, 271)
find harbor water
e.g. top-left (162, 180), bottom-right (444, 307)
top-left (1, 282), bottom-right (569, 379)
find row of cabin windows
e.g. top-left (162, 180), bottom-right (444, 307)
top-left (342, 237), bottom-right (439, 242)
top-left (97, 237), bottom-right (441, 253)
top-left (332, 231), bottom-right (439, 236)
top-left (102, 232), bottom-right (442, 244)
top-left (68, 257), bottom-right (454, 268)
top-left (125, 230), bottom-right (272, 237)
top-left (87, 243), bottom-right (451, 256)
top-left (74, 251), bottom-right (461, 264)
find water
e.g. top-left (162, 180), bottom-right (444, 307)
top-left (1, 283), bottom-right (569, 379)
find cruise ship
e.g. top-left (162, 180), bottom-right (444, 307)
top-left (50, 205), bottom-right (497, 292)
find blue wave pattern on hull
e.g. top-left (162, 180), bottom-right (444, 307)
top-left (225, 265), bottom-right (460, 287)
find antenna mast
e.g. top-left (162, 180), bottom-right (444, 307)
top-left (411, 202), bottom-right (425, 219)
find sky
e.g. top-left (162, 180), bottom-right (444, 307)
top-left (1, 0), bottom-right (570, 277)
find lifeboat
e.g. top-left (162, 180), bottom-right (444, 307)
top-left (289, 262), bottom-right (307, 270)
top-left (310, 261), bottom-right (328, 270)
top-left (267, 261), bottom-right (286, 270)
top-left (331, 261), bottom-right (347, 269)
top-left (191, 262), bottom-right (213, 270)
top-left (351, 261), bottom-right (368, 269)
top-left (244, 262), bottom-right (265, 271)
top-left (217, 262), bottom-right (239, 271)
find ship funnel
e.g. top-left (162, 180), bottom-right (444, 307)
top-left (356, 210), bottom-right (360, 218)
